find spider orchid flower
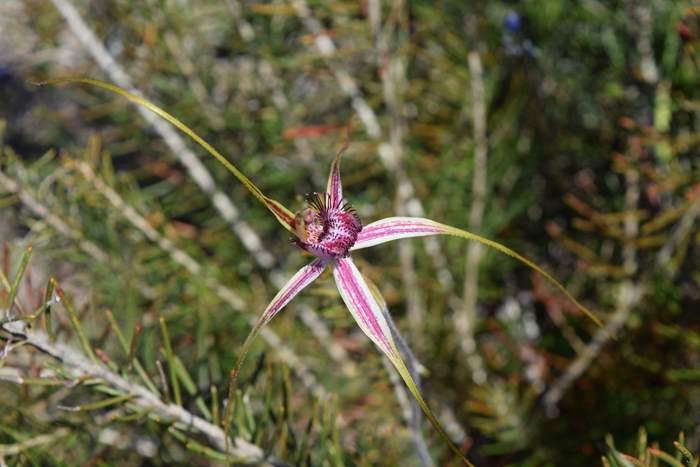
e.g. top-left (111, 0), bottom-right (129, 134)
top-left (40, 78), bottom-right (602, 465)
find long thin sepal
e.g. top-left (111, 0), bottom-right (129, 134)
top-left (325, 135), bottom-right (349, 210)
top-left (33, 77), bottom-right (296, 232)
top-left (391, 353), bottom-right (473, 466)
top-left (222, 259), bottom-right (327, 449)
top-left (351, 216), bottom-right (602, 328)
top-left (332, 257), bottom-right (473, 465)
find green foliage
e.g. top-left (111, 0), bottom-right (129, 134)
top-left (603, 428), bottom-right (699, 467)
top-left (1, 0), bottom-right (699, 465)
top-left (0, 244), bottom-right (346, 465)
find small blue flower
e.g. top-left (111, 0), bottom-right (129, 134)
top-left (503, 11), bottom-right (522, 33)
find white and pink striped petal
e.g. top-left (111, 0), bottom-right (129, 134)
top-left (229, 258), bottom-right (328, 382)
top-left (332, 256), bottom-right (472, 464)
top-left (223, 258), bottom-right (328, 445)
top-left (258, 258), bottom-right (328, 327)
top-left (351, 217), bottom-right (444, 251)
top-left (351, 216), bottom-right (602, 327)
top-left (332, 257), bottom-right (396, 358)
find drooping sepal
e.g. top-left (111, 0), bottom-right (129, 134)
top-left (227, 258), bottom-right (328, 375)
top-left (223, 258), bottom-right (327, 444)
top-left (332, 257), bottom-right (473, 465)
top-left (351, 216), bottom-right (602, 327)
top-left (34, 77), bottom-right (296, 232)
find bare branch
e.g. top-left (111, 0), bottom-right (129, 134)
top-left (457, 24), bottom-right (489, 384)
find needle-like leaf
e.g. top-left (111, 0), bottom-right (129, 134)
top-left (51, 279), bottom-right (97, 362)
top-left (7, 246), bottom-right (32, 313)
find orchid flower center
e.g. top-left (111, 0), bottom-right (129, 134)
top-left (293, 192), bottom-right (362, 259)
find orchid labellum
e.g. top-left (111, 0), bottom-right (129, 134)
top-left (41, 78), bottom-right (602, 465)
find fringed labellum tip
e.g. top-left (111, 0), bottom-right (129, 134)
top-left (293, 192), bottom-right (362, 259)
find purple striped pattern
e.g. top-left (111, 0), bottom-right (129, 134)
top-left (260, 258), bottom-right (327, 327)
top-left (350, 217), bottom-right (443, 251)
top-left (332, 257), bottom-right (395, 357)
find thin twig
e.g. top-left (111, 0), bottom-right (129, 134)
top-left (656, 195), bottom-right (700, 277)
top-left (0, 319), bottom-right (272, 464)
top-left (375, 2), bottom-right (434, 462)
top-left (542, 148), bottom-right (644, 415)
top-left (542, 282), bottom-right (643, 415)
top-left (457, 22), bottom-right (489, 384)
top-left (383, 307), bottom-right (435, 467)
top-left (0, 428), bottom-right (70, 456)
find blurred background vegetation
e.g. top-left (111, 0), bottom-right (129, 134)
top-left (1, 0), bottom-right (699, 465)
